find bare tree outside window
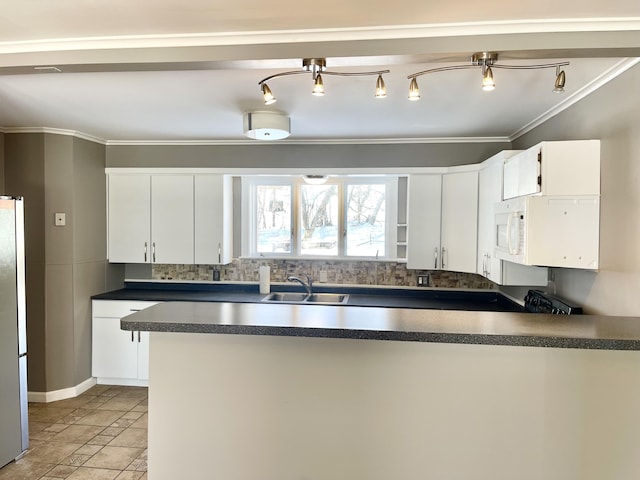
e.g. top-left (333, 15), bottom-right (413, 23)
top-left (256, 185), bottom-right (292, 253)
top-left (346, 184), bottom-right (386, 256)
top-left (300, 184), bottom-right (338, 255)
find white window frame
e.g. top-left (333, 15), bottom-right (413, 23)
top-left (242, 175), bottom-right (398, 260)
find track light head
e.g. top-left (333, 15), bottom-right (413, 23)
top-left (261, 83), bottom-right (276, 105)
top-left (553, 68), bottom-right (566, 93)
top-left (408, 77), bottom-right (420, 101)
top-left (375, 74), bottom-right (387, 98)
top-left (312, 74), bottom-right (325, 96)
top-left (482, 66), bottom-right (495, 91)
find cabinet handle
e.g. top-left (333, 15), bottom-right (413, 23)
top-left (482, 253), bottom-right (487, 276)
top-left (441, 247), bottom-right (446, 270)
top-left (131, 331), bottom-right (134, 342)
top-left (218, 242), bottom-right (221, 264)
top-left (144, 242), bottom-right (148, 262)
top-left (138, 331), bottom-right (141, 343)
top-left (434, 247), bottom-right (438, 269)
top-left (152, 242), bottom-right (156, 263)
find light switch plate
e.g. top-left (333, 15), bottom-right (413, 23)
top-left (54, 212), bottom-right (66, 226)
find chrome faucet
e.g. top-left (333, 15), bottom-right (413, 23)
top-left (287, 275), bottom-right (313, 296)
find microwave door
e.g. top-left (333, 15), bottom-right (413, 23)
top-left (508, 212), bottom-right (520, 255)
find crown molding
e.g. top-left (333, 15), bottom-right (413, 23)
top-left (105, 137), bottom-right (511, 146)
top-left (1, 17), bottom-right (639, 54)
top-left (1, 126), bottom-right (107, 144)
top-left (509, 57), bottom-right (640, 141)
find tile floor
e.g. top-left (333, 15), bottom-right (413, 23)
top-left (0, 385), bottom-right (148, 480)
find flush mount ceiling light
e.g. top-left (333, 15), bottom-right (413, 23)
top-left (303, 175), bottom-right (329, 185)
top-left (407, 52), bottom-right (569, 100)
top-left (243, 111), bottom-right (291, 140)
top-left (258, 58), bottom-right (390, 105)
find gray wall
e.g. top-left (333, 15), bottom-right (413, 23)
top-left (106, 142), bottom-right (510, 169)
top-left (0, 133), bottom-right (4, 192)
top-left (4, 133), bottom-right (109, 393)
top-left (508, 62), bottom-right (640, 316)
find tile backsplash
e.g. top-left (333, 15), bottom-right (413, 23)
top-left (152, 259), bottom-right (495, 289)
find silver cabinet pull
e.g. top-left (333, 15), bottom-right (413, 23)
top-left (441, 247), bottom-right (446, 270)
top-left (138, 331), bottom-right (141, 343)
top-left (131, 331), bottom-right (134, 342)
top-left (434, 247), bottom-right (439, 269)
top-left (152, 242), bottom-right (156, 262)
top-left (144, 242), bottom-right (148, 262)
top-left (218, 242), bottom-right (221, 264)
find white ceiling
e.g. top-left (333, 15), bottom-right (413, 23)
top-left (0, 1), bottom-right (639, 143)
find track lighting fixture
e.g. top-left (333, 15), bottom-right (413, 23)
top-left (407, 52), bottom-right (569, 100)
top-left (258, 58), bottom-right (390, 105)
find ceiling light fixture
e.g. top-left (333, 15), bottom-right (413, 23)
top-left (303, 175), bottom-right (329, 185)
top-left (243, 111), bottom-right (291, 140)
top-left (407, 52), bottom-right (569, 99)
top-left (258, 58), bottom-right (390, 105)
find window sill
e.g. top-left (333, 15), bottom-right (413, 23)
top-left (239, 255), bottom-right (405, 263)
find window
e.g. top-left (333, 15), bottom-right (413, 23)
top-left (242, 176), bottom-right (398, 259)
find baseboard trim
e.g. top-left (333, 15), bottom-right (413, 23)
top-left (95, 378), bottom-right (148, 387)
top-left (28, 377), bottom-right (97, 403)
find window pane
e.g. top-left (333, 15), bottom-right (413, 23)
top-left (256, 185), bottom-right (292, 253)
top-left (346, 184), bottom-right (386, 256)
top-left (300, 184), bottom-right (339, 256)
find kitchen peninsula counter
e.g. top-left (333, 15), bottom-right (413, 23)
top-left (121, 300), bottom-right (640, 350)
top-left (131, 301), bottom-right (640, 480)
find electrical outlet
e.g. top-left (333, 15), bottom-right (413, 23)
top-left (54, 212), bottom-right (66, 226)
top-left (319, 271), bottom-right (328, 283)
top-left (417, 274), bottom-right (430, 287)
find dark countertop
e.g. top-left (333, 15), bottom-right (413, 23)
top-left (120, 300), bottom-right (640, 351)
top-left (92, 281), bottom-right (524, 312)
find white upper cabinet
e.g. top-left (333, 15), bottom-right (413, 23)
top-left (407, 170), bottom-right (478, 274)
top-left (406, 174), bottom-right (442, 270)
top-left (194, 175), bottom-right (233, 265)
top-left (151, 175), bottom-right (194, 264)
top-left (503, 140), bottom-right (600, 199)
top-left (107, 171), bottom-right (233, 265)
top-left (440, 171), bottom-right (478, 274)
top-left (108, 174), bottom-right (151, 263)
top-left (477, 152), bottom-right (548, 285)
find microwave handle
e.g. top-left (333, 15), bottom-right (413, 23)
top-left (507, 212), bottom-right (518, 255)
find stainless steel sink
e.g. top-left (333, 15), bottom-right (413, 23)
top-left (262, 292), bottom-right (308, 303)
top-left (261, 292), bottom-right (349, 305)
top-left (306, 293), bottom-right (349, 304)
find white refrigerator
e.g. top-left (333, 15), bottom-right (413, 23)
top-left (0, 196), bottom-right (28, 467)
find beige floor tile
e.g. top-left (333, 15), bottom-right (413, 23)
top-left (29, 420), bottom-right (50, 433)
top-left (113, 388), bottom-right (147, 400)
top-left (125, 457), bottom-right (147, 472)
top-left (101, 426), bottom-right (125, 437)
top-left (60, 454), bottom-right (92, 467)
top-left (130, 405), bottom-right (147, 413)
top-left (24, 442), bottom-right (84, 464)
top-left (29, 407), bottom-right (76, 424)
top-left (30, 430), bottom-right (60, 442)
top-left (83, 446), bottom-right (143, 471)
top-left (75, 410), bottom-right (126, 427)
top-left (46, 464), bottom-right (79, 478)
top-left (48, 396), bottom-right (95, 410)
top-left (66, 466), bottom-right (120, 480)
top-left (83, 385), bottom-right (113, 396)
top-left (97, 397), bottom-right (142, 412)
top-left (108, 428), bottom-right (148, 449)
top-left (138, 474), bottom-right (147, 480)
top-left (45, 423), bottom-right (71, 433)
top-left (52, 425), bottom-right (105, 443)
top-left (120, 412), bottom-right (143, 421)
top-left (86, 435), bottom-right (114, 446)
top-left (74, 444), bottom-right (103, 456)
top-left (114, 472), bottom-right (144, 480)
top-left (0, 458), bottom-right (55, 479)
top-left (109, 418), bottom-right (135, 428)
top-left (129, 414), bottom-right (147, 430)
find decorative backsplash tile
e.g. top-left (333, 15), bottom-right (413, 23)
top-left (152, 259), bottom-right (495, 290)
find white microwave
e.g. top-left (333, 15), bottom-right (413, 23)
top-left (494, 195), bottom-right (600, 269)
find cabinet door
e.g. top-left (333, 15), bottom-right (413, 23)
top-left (194, 175), bottom-right (233, 264)
top-left (477, 158), bottom-right (504, 282)
top-left (151, 175), bottom-right (194, 264)
top-left (108, 174), bottom-right (151, 263)
top-left (406, 174), bottom-right (442, 269)
top-left (503, 149), bottom-right (540, 199)
top-left (92, 316), bottom-right (138, 379)
top-left (441, 171), bottom-right (478, 274)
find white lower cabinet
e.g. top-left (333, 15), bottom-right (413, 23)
top-left (92, 300), bottom-right (159, 386)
